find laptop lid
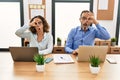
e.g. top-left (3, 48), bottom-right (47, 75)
top-left (77, 46), bottom-right (108, 62)
top-left (9, 47), bottom-right (38, 62)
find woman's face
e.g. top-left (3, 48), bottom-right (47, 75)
top-left (33, 18), bottom-right (43, 31)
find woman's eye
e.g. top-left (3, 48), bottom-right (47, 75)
top-left (34, 22), bottom-right (37, 25)
top-left (35, 22), bottom-right (37, 25)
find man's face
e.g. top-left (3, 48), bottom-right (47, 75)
top-left (80, 12), bottom-right (93, 28)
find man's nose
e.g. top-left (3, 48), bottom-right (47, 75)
top-left (84, 19), bottom-right (89, 22)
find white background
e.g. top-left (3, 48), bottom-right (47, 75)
top-left (55, 3), bottom-right (89, 45)
top-left (0, 2), bottom-right (21, 48)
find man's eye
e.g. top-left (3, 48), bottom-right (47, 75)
top-left (82, 17), bottom-right (87, 20)
top-left (88, 18), bottom-right (92, 20)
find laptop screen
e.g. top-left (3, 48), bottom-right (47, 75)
top-left (77, 46), bottom-right (108, 62)
top-left (9, 47), bottom-right (38, 62)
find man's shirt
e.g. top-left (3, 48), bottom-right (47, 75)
top-left (65, 24), bottom-right (110, 53)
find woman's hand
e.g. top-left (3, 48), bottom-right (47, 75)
top-left (29, 21), bottom-right (36, 27)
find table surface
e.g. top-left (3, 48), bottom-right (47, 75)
top-left (0, 52), bottom-right (120, 80)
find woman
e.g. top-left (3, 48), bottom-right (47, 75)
top-left (15, 15), bottom-right (53, 55)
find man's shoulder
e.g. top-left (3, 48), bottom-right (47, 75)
top-left (69, 26), bottom-right (80, 36)
top-left (71, 26), bottom-right (80, 31)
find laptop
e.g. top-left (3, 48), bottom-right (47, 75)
top-left (77, 46), bottom-right (108, 62)
top-left (9, 47), bottom-right (38, 62)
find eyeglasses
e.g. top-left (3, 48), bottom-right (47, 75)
top-left (81, 17), bottom-right (92, 21)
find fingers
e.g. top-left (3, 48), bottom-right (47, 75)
top-left (29, 21), bottom-right (36, 27)
top-left (88, 12), bottom-right (98, 25)
top-left (87, 13), bottom-right (94, 20)
top-left (88, 12), bottom-right (94, 16)
top-left (72, 50), bottom-right (78, 55)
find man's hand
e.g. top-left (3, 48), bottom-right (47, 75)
top-left (88, 12), bottom-right (98, 25)
top-left (72, 49), bottom-right (79, 55)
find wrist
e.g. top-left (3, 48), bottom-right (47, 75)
top-left (93, 19), bottom-right (99, 25)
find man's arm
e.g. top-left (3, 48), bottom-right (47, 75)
top-left (89, 12), bottom-right (110, 40)
top-left (95, 24), bottom-right (110, 40)
top-left (65, 28), bottom-right (76, 53)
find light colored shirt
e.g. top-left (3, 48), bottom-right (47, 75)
top-left (15, 24), bottom-right (53, 55)
top-left (65, 24), bottom-right (110, 53)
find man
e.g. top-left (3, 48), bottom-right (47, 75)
top-left (65, 10), bottom-right (110, 55)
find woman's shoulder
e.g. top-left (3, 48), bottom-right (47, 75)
top-left (45, 32), bottom-right (52, 35)
top-left (44, 32), bottom-right (53, 38)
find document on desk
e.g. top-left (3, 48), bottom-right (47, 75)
top-left (53, 54), bottom-right (74, 63)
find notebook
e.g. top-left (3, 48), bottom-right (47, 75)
top-left (53, 54), bottom-right (74, 63)
top-left (9, 47), bottom-right (38, 62)
top-left (77, 46), bottom-right (108, 62)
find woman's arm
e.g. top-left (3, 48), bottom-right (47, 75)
top-left (39, 33), bottom-right (53, 55)
top-left (15, 24), bottom-right (30, 39)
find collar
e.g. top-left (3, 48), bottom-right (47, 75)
top-left (78, 26), bottom-right (91, 31)
top-left (33, 32), bottom-right (47, 40)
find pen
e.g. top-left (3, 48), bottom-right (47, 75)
top-left (60, 56), bottom-right (69, 61)
top-left (60, 57), bottom-right (63, 59)
top-left (60, 57), bottom-right (66, 60)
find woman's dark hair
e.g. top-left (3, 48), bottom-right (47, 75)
top-left (29, 15), bottom-right (50, 34)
